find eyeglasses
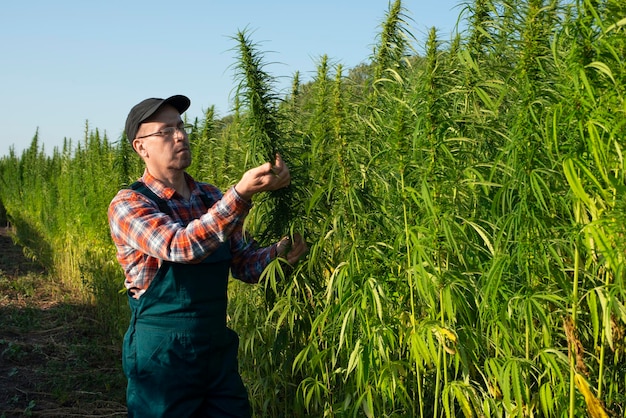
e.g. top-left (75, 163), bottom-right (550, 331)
top-left (135, 124), bottom-right (193, 140)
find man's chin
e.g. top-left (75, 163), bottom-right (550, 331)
top-left (175, 156), bottom-right (192, 170)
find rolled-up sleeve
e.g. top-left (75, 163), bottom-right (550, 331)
top-left (229, 228), bottom-right (276, 283)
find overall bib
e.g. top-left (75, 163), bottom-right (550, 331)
top-left (123, 184), bottom-right (251, 418)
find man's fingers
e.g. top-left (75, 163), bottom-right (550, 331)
top-left (285, 234), bottom-right (308, 264)
top-left (273, 153), bottom-right (284, 168)
top-left (276, 233), bottom-right (307, 265)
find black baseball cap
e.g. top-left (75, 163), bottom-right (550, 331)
top-left (125, 95), bottom-right (191, 144)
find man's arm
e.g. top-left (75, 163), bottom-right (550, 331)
top-left (108, 186), bottom-right (250, 263)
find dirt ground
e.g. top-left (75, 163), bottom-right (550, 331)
top-left (0, 227), bottom-right (127, 417)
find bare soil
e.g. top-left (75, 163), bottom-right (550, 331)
top-left (0, 227), bottom-right (127, 417)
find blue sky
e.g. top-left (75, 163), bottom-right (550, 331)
top-left (0, 0), bottom-right (466, 157)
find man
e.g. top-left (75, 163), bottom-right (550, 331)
top-left (107, 94), bottom-right (307, 417)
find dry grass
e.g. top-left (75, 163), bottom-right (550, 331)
top-left (0, 227), bottom-right (126, 418)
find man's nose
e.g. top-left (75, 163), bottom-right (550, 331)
top-left (173, 127), bottom-right (187, 140)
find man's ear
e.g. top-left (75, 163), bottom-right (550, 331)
top-left (133, 139), bottom-right (148, 157)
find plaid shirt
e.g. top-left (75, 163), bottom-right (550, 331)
top-left (108, 169), bottom-right (276, 298)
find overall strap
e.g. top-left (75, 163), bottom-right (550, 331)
top-left (197, 191), bottom-right (213, 210)
top-left (130, 181), bottom-right (171, 215)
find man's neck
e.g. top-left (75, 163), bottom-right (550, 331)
top-left (147, 168), bottom-right (190, 200)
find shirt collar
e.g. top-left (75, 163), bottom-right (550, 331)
top-left (140, 169), bottom-right (198, 200)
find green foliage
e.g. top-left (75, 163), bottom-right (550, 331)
top-left (1, 0), bottom-right (625, 416)
top-left (0, 128), bottom-right (130, 337)
top-left (232, 28), bottom-right (299, 246)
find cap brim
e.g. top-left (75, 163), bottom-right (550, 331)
top-left (139, 95), bottom-right (190, 123)
top-left (161, 95), bottom-right (191, 115)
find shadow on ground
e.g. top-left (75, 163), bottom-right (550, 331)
top-left (0, 227), bottom-right (127, 417)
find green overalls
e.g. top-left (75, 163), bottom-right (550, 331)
top-left (123, 183), bottom-right (251, 418)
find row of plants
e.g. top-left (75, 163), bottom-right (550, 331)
top-left (1, 0), bottom-right (625, 416)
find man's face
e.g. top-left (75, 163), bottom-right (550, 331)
top-left (133, 105), bottom-right (192, 172)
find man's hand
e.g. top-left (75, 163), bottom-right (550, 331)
top-left (234, 154), bottom-right (291, 201)
top-left (276, 233), bottom-right (308, 265)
